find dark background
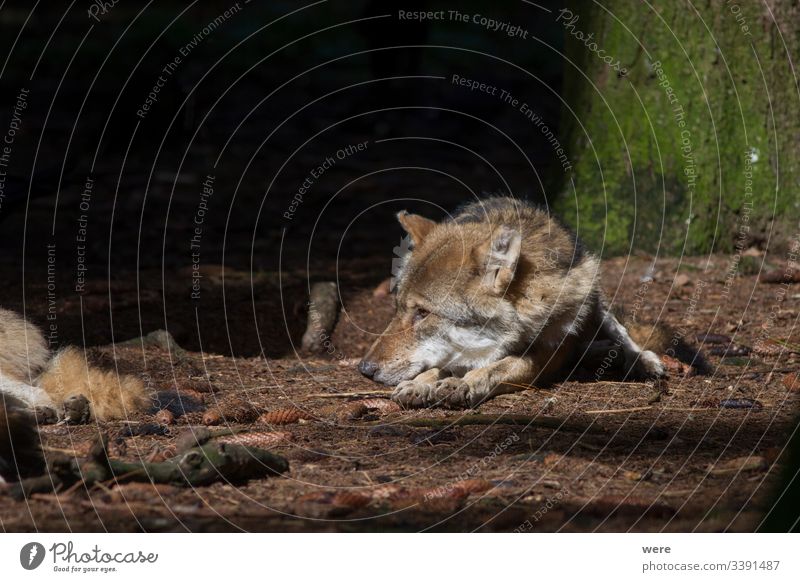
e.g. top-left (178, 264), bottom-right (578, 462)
top-left (0, 1), bottom-right (566, 354)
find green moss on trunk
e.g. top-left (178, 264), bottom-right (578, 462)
top-left (557, 0), bottom-right (800, 255)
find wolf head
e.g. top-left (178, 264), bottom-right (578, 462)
top-left (359, 210), bottom-right (526, 385)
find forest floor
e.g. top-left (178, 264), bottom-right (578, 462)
top-left (1, 253), bottom-right (799, 532)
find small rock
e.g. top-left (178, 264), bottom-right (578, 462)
top-left (119, 329), bottom-right (187, 358)
top-left (674, 273), bottom-right (692, 287)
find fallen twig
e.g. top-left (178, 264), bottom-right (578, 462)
top-left (10, 436), bottom-right (289, 500)
top-left (367, 413), bottom-right (606, 434)
top-left (586, 404), bottom-right (774, 415)
top-left (718, 368), bottom-right (796, 377)
top-left (308, 390), bottom-right (394, 399)
top-left (592, 381), bottom-right (654, 388)
top-left (585, 406), bottom-right (653, 415)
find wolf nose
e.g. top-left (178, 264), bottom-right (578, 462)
top-left (358, 360), bottom-right (379, 379)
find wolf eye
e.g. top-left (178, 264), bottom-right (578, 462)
top-left (412, 308), bottom-right (430, 324)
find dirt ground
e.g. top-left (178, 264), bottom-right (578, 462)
top-left (1, 252), bottom-right (799, 532)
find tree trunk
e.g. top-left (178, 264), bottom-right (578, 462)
top-left (557, 1), bottom-right (800, 256)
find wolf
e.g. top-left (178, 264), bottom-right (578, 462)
top-left (0, 307), bottom-right (149, 480)
top-left (359, 197), bottom-right (672, 409)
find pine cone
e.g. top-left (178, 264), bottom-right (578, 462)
top-left (204, 401), bottom-right (262, 424)
top-left (154, 409), bottom-right (175, 426)
top-left (258, 408), bottom-right (308, 425)
top-left (216, 431), bottom-right (293, 448)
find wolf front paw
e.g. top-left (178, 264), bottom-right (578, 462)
top-left (392, 379), bottom-right (436, 408)
top-left (431, 377), bottom-right (481, 409)
top-left (631, 350), bottom-right (666, 379)
top-left (392, 376), bottom-right (488, 409)
top-left (63, 394), bottom-right (91, 424)
top-left (33, 406), bottom-right (61, 425)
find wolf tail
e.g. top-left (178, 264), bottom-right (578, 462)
top-left (0, 395), bottom-right (45, 482)
top-left (625, 319), bottom-right (711, 374)
top-left (37, 347), bottom-right (151, 421)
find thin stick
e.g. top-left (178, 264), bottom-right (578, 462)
top-left (497, 381), bottom-right (536, 390)
top-left (585, 406), bottom-right (653, 415)
top-left (593, 381), bottom-right (653, 388)
top-left (308, 390), bottom-right (394, 399)
top-left (370, 413), bottom-right (606, 434)
top-left (718, 368), bottom-right (795, 377)
top-left (585, 405), bottom-right (771, 415)
top-left (499, 380), bottom-right (653, 391)
top-left (661, 406), bottom-right (770, 412)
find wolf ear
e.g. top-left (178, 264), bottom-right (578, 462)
top-left (479, 225), bottom-right (521, 293)
top-left (397, 211), bottom-right (436, 245)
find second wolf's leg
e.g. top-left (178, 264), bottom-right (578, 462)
top-left (600, 309), bottom-right (665, 378)
top-left (0, 376), bottom-right (61, 422)
top-left (0, 377), bottom-right (55, 409)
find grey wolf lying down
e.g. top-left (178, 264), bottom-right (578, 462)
top-left (359, 197), bottom-right (698, 409)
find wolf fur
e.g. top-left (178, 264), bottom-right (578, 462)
top-left (0, 307), bottom-right (151, 481)
top-left (0, 307), bottom-right (150, 422)
top-left (359, 197), bottom-right (674, 409)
